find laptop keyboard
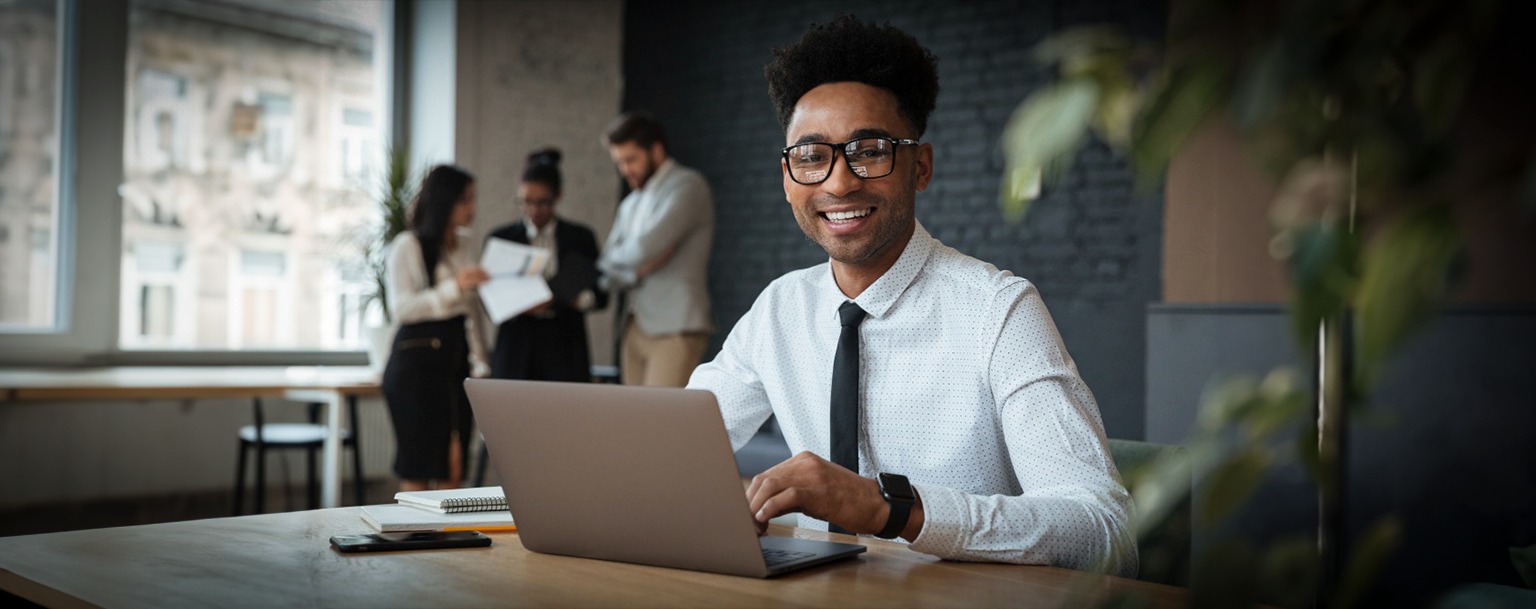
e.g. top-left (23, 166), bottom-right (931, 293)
top-left (762, 548), bottom-right (817, 567)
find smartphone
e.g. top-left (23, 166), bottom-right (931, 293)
top-left (330, 530), bottom-right (492, 553)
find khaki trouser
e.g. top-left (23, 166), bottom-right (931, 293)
top-left (621, 318), bottom-right (709, 387)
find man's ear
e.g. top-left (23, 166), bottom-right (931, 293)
top-left (914, 143), bottom-right (934, 192)
top-left (650, 142), bottom-right (667, 162)
top-left (781, 158), bottom-right (794, 203)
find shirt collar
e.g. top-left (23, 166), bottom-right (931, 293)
top-left (824, 221), bottom-right (936, 321)
top-left (524, 217), bottom-right (558, 240)
top-left (638, 158), bottom-right (677, 193)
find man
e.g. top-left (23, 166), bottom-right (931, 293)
top-left (686, 16), bottom-right (1137, 576)
top-left (598, 112), bottom-right (715, 387)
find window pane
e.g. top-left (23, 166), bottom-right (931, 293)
top-left (120, 0), bottom-right (389, 351)
top-left (0, 0), bottom-right (62, 331)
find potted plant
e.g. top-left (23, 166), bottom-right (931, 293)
top-left (1000, 0), bottom-right (1534, 606)
top-left (362, 142), bottom-right (414, 373)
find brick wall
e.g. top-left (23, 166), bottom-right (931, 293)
top-left (622, 0), bottom-right (1166, 439)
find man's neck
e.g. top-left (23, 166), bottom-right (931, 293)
top-left (829, 223), bottom-right (915, 299)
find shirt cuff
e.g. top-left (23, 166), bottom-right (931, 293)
top-left (436, 277), bottom-right (462, 305)
top-left (906, 483), bottom-right (968, 558)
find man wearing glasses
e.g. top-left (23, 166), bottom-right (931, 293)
top-left (686, 16), bottom-right (1136, 575)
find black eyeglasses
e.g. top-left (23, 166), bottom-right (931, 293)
top-left (781, 137), bottom-right (919, 185)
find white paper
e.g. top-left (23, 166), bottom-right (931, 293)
top-left (479, 238), bottom-right (553, 324)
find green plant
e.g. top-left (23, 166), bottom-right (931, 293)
top-left (363, 142), bottom-right (415, 324)
top-left (1000, 0), bottom-right (1530, 606)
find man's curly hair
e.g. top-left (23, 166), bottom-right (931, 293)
top-left (765, 15), bottom-right (940, 137)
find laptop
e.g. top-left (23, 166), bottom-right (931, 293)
top-left (463, 378), bottom-right (868, 578)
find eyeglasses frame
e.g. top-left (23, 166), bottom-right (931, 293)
top-left (780, 136), bottom-right (920, 185)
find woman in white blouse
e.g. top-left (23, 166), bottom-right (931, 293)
top-left (382, 165), bottom-right (490, 492)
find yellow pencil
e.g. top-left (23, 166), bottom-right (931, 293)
top-left (443, 525), bottom-right (517, 532)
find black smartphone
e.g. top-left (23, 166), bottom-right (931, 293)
top-left (330, 531), bottom-right (492, 553)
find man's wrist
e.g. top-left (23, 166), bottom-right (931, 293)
top-left (876, 473), bottom-right (916, 539)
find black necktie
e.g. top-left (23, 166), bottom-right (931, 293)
top-left (829, 301), bottom-right (867, 535)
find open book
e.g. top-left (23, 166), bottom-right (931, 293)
top-left (360, 504), bottom-right (515, 533)
top-left (394, 486), bottom-right (508, 514)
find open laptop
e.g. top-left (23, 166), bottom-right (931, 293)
top-left (463, 378), bottom-right (867, 578)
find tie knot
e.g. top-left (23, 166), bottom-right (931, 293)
top-left (838, 301), bottom-right (868, 327)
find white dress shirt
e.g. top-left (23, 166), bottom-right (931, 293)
top-left (524, 217), bottom-right (560, 279)
top-left (687, 222), bottom-right (1137, 576)
top-left (385, 231), bottom-right (491, 377)
top-left (597, 158), bottom-right (714, 336)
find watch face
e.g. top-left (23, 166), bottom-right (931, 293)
top-left (879, 473), bottom-right (915, 502)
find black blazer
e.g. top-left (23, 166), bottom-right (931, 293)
top-left (485, 218), bottom-right (608, 382)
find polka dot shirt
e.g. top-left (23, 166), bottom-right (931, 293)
top-left (688, 222), bottom-right (1137, 576)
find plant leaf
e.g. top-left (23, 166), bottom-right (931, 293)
top-left (1287, 224), bottom-right (1359, 353)
top-left (1001, 79), bottom-right (1099, 173)
top-left (1511, 543), bottom-right (1536, 589)
top-left (1354, 201), bottom-right (1461, 383)
top-left (998, 79), bottom-right (1099, 214)
top-left (1333, 516), bottom-right (1403, 609)
top-left (1196, 448), bottom-right (1271, 525)
top-left (1131, 58), bottom-right (1232, 182)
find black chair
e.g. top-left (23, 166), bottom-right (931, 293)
top-left (233, 396), bottom-right (364, 515)
top-left (1108, 438), bottom-right (1193, 586)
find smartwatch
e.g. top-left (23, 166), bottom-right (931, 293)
top-left (876, 473), bottom-right (916, 539)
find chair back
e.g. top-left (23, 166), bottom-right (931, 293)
top-left (1108, 438), bottom-right (1193, 586)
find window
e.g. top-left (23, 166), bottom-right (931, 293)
top-left (0, 0), bottom-right (63, 331)
top-left (119, 0), bottom-right (390, 351)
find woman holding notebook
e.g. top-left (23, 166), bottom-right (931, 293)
top-left (486, 148), bottom-right (607, 383)
top-left (382, 164), bottom-right (491, 492)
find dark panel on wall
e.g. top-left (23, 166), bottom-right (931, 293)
top-left (622, 0), bottom-right (1167, 439)
top-left (1147, 305), bottom-right (1536, 605)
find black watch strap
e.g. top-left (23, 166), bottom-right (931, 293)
top-left (877, 473), bottom-right (915, 539)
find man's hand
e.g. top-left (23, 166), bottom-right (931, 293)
top-left (745, 451), bottom-right (888, 535)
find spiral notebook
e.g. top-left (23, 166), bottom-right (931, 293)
top-left (394, 486), bottom-right (508, 514)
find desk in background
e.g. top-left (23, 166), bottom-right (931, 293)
top-left (0, 508), bottom-right (1188, 608)
top-left (0, 366), bottom-right (380, 508)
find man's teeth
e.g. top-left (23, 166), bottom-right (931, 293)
top-left (825, 208), bottom-right (872, 221)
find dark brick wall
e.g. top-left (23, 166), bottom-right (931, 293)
top-left (621, 0), bottom-right (1166, 439)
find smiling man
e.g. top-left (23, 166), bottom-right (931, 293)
top-left (686, 16), bottom-right (1137, 575)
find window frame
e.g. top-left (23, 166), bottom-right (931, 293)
top-left (0, 0), bottom-right (400, 367)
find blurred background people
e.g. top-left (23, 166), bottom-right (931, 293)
top-left (598, 112), bottom-right (715, 387)
top-left (381, 164), bottom-right (490, 492)
top-left (488, 148), bottom-right (608, 383)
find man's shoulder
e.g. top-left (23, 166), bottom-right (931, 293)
top-left (921, 239), bottom-right (1029, 297)
top-left (663, 162), bottom-right (712, 191)
top-left (754, 262), bottom-right (828, 305)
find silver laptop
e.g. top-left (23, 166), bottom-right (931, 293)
top-left (463, 378), bottom-right (867, 578)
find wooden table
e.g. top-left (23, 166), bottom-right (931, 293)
top-left (0, 366), bottom-right (380, 508)
top-left (0, 508), bottom-right (1188, 608)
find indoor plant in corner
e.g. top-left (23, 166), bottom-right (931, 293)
top-left (1000, 0), bottom-right (1534, 606)
top-left (362, 143), bottom-right (414, 375)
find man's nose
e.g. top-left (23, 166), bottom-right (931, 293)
top-left (819, 153), bottom-right (863, 198)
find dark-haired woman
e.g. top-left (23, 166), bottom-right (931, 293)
top-left (488, 148), bottom-right (607, 383)
top-left (382, 164), bottom-right (490, 492)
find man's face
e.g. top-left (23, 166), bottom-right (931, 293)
top-left (608, 141), bottom-right (665, 190)
top-left (782, 82), bottom-right (932, 267)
